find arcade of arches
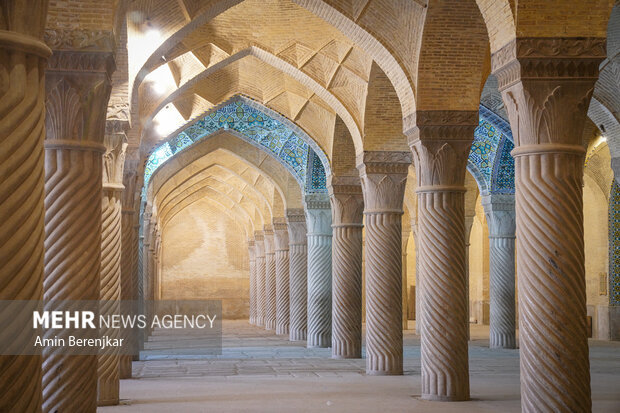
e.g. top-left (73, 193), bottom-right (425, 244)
top-left (2, 0), bottom-right (620, 412)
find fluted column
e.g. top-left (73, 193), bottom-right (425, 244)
top-left (357, 151), bottom-right (412, 375)
top-left (329, 177), bottom-right (364, 358)
top-left (119, 207), bottom-right (136, 376)
top-left (119, 162), bottom-right (138, 378)
top-left (287, 209), bottom-right (308, 341)
top-left (0, 8), bottom-right (50, 411)
top-left (493, 37), bottom-right (605, 413)
top-left (264, 229), bottom-right (276, 330)
top-left (481, 194), bottom-right (516, 349)
top-left (411, 222), bottom-right (421, 335)
top-left (273, 219), bottom-right (290, 335)
top-left (140, 212), bottom-right (151, 346)
top-left (42, 37), bottom-right (114, 413)
top-left (410, 111), bottom-right (478, 401)
top-left (305, 194), bottom-right (332, 348)
top-left (97, 127), bottom-right (127, 406)
top-left (254, 232), bottom-right (266, 327)
top-left (401, 226), bottom-right (411, 331)
top-left (248, 240), bottom-right (257, 325)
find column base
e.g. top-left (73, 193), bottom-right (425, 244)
top-left (489, 334), bottom-right (517, 349)
top-left (276, 325), bottom-right (289, 335)
top-left (307, 343), bottom-right (330, 349)
top-left (289, 331), bottom-right (306, 341)
top-left (97, 398), bottom-right (120, 406)
top-left (366, 369), bottom-right (403, 376)
top-left (421, 394), bottom-right (469, 402)
top-left (332, 353), bottom-right (361, 360)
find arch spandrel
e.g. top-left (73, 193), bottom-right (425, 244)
top-left (475, 0), bottom-right (612, 54)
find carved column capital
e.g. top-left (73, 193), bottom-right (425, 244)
top-left (44, 29), bottom-right (116, 153)
top-left (304, 194), bottom-right (332, 236)
top-left (328, 175), bottom-right (364, 227)
top-left (254, 231), bottom-right (265, 256)
top-left (286, 209), bottom-right (307, 246)
top-left (263, 229), bottom-right (275, 255)
top-left (273, 218), bottom-right (289, 251)
top-left (492, 37), bottom-right (606, 87)
top-left (481, 194), bottom-right (516, 239)
top-left (492, 37), bottom-right (606, 148)
top-left (44, 28), bottom-right (116, 78)
top-left (248, 240), bottom-right (256, 260)
top-left (357, 151), bottom-right (412, 213)
top-left (103, 132), bottom-right (127, 192)
top-left (408, 111), bottom-right (477, 189)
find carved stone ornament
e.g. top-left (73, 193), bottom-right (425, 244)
top-left (492, 37), bottom-right (607, 91)
top-left (407, 110), bottom-right (478, 142)
top-left (44, 29), bottom-right (115, 52)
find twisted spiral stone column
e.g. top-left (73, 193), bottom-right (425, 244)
top-left (254, 232), bottom-right (266, 327)
top-left (329, 178), bottom-right (364, 358)
top-left (515, 148), bottom-right (591, 412)
top-left (264, 230), bottom-right (277, 330)
top-left (358, 151), bottom-right (412, 375)
top-left (287, 209), bottom-right (308, 341)
top-left (0, 24), bottom-right (50, 413)
top-left (137, 232), bottom-right (145, 353)
top-left (417, 189), bottom-right (469, 400)
top-left (97, 131), bottom-right (126, 406)
top-left (274, 219), bottom-right (290, 335)
top-left (42, 52), bottom-right (113, 411)
top-left (492, 38), bottom-right (603, 412)
top-left (401, 229), bottom-right (410, 331)
top-left (248, 240), bottom-right (257, 325)
top-left (482, 195), bottom-right (516, 349)
top-left (42, 143), bottom-right (105, 413)
top-left (119, 208), bottom-right (135, 378)
top-left (410, 113), bottom-right (477, 401)
top-left (411, 223), bottom-right (421, 335)
top-left (305, 195), bottom-right (333, 348)
top-left (98, 185), bottom-right (123, 406)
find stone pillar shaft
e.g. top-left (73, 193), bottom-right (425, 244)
top-left (287, 210), bottom-right (307, 341)
top-left (248, 240), bottom-right (257, 325)
top-left (119, 208), bottom-right (136, 378)
top-left (97, 131), bottom-right (126, 406)
top-left (516, 149), bottom-right (590, 411)
top-left (254, 232), bottom-right (266, 327)
top-left (329, 178), bottom-right (364, 359)
top-left (410, 111), bottom-right (477, 401)
top-left (493, 37), bottom-right (604, 413)
top-left (274, 219), bottom-right (290, 335)
top-left (358, 151), bottom-right (412, 375)
top-left (401, 230), bottom-right (410, 331)
top-left (264, 230), bottom-right (276, 330)
top-left (119, 165), bottom-right (138, 377)
top-left (98, 185), bottom-right (122, 406)
top-left (482, 195), bottom-right (516, 349)
top-left (42, 42), bottom-right (114, 412)
top-left (305, 195), bottom-right (332, 348)
top-left (43, 144), bottom-right (104, 413)
top-left (417, 189), bottom-right (469, 400)
top-left (0, 21), bottom-right (50, 412)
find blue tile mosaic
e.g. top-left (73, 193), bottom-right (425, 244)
top-left (467, 105), bottom-right (515, 195)
top-left (143, 98), bottom-right (328, 194)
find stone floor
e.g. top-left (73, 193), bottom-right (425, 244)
top-left (99, 320), bottom-right (620, 412)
